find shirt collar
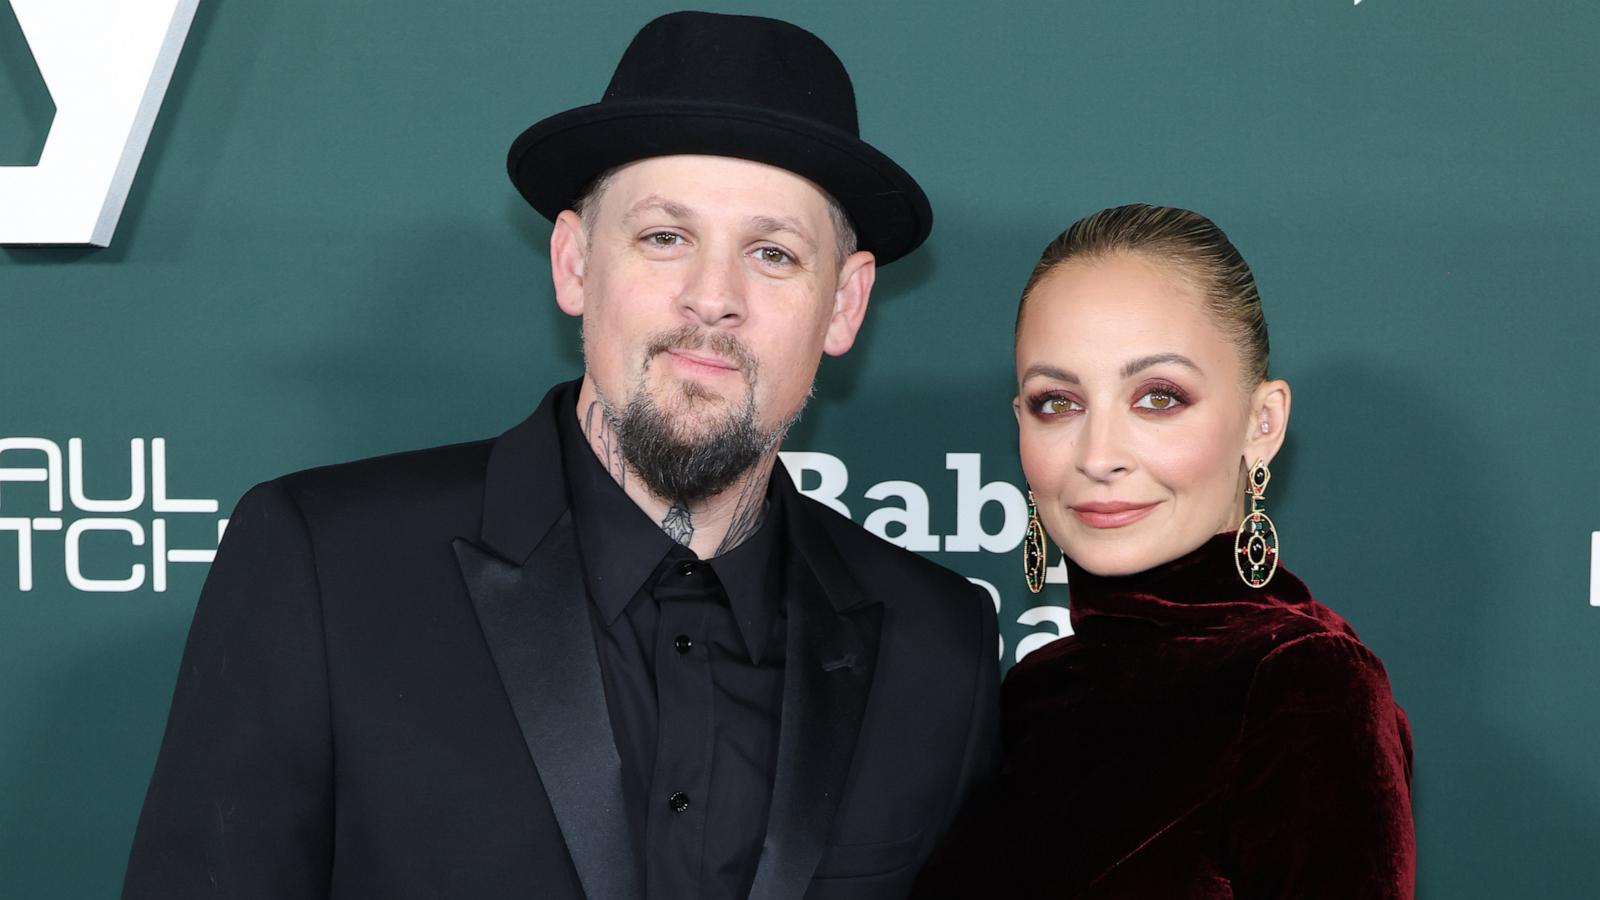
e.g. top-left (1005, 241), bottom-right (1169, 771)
top-left (556, 388), bottom-right (784, 663)
top-left (706, 492), bottom-right (783, 664)
top-left (558, 390), bottom-right (675, 624)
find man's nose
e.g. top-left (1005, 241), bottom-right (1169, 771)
top-left (677, 249), bottom-right (747, 328)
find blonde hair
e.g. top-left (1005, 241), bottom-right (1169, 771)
top-left (1017, 204), bottom-right (1270, 384)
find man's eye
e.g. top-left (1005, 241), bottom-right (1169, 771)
top-left (645, 232), bottom-right (681, 247)
top-left (756, 247), bottom-right (792, 266)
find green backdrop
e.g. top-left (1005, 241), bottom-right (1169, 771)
top-left (3, 1), bottom-right (1597, 896)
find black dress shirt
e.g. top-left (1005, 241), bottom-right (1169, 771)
top-left (557, 401), bottom-right (786, 900)
top-left (123, 379), bottom-right (999, 900)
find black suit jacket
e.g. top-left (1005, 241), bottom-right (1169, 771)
top-left (123, 382), bottom-right (1000, 900)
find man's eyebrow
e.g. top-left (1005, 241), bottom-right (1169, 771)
top-left (749, 214), bottom-right (816, 249)
top-left (621, 195), bottom-right (694, 223)
top-left (1021, 363), bottom-right (1079, 384)
top-left (1120, 352), bottom-right (1202, 379)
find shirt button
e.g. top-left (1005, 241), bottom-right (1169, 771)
top-left (674, 634), bottom-right (693, 654)
top-left (677, 560), bottom-right (699, 576)
top-left (668, 791), bottom-right (690, 813)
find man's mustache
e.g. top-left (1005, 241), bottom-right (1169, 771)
top-left (645, 325), bottom-right (758, 380)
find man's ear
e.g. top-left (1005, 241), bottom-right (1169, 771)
top-left (822, 249), bottom-right (876, 356)
top-left (1244, 378), bottom-right (1292, 466)
top-left (551, 210), bottom-right (588, 318)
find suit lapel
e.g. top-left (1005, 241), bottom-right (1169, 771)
top-left (460, 384), bottom-right (884, 900)
top-left (454, 517), bottom-right (638, 900)
top-left (454, 382), bottom-right (641, 900)
top-left (747, 471), bottom-right (885, 900)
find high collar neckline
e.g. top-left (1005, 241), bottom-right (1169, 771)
top-left (1064, 531), bottom-right (1314, 633)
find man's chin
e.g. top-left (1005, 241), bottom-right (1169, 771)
top-left (655, 410), bottom-right (742, 449)
top-left (647, 377), bottom-right (740, 417)
top-left (652, 398), bottom-right (769, 455)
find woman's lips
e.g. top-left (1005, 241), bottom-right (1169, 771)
top-left (1070, 501), bottom-right (1160, 529)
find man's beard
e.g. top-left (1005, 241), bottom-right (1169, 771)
top-left (597, 325), bottom-right (806, 504)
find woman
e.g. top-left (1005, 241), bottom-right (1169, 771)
top-left (927, 204), bottom-right (1415, 898)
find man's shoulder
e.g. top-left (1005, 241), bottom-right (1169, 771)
top-left (790, 493), bottom-right (996, 674)
top-left (262, 438), bottom-right (498, 526)
top-left (793, 493), bottom-right (982, 603)
top-left (278, 438), bottom-right (494, 494)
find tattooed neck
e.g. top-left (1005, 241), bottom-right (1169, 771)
top-left (581, 399), bottom-right (628, 490)
top-left (710, 456), bottom-right (771, 555)
top-left (660, 501), bottom-right (695, 546)
top-left (657, 458), bottom-right (771, 555)
top-left (578, 394), bottom-right (775, 557)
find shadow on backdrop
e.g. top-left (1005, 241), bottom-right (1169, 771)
top-left (1292, 359), bottom-right (1599, 899)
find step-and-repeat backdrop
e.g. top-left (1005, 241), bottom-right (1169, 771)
top-left (3, 1), bottom-right (1597, 896)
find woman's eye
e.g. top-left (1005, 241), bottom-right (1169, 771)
top-left (1135, 389), bottom-right (1182, 411)
top-left (1036, 396), bottom-right (1081, 415)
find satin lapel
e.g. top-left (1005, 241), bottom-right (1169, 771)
top-left (747, 559), bottom-right (884, 900)
top-left (453, 511), bottom-right (640, 900)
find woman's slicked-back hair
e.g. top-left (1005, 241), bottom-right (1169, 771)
top-left (1016, 204), bottom-right (1270, 384)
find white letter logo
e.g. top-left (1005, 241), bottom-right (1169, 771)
top-left (0, 0), bottom-right (200, 246)
top-left (1590, 531), bottom-right (1598, 608)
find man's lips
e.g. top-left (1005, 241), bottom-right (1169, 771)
top-left (1070, 501), bottom-right (1160, 528)
top-left (665, 349), bottom-right (740, 374)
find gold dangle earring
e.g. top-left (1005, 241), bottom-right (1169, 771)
top-left (1024, 489), bottom-right (1047, 594)
top-left (1234, 458), bottom-right (1280, 588)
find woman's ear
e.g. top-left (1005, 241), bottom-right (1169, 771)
top-left (1245, 379), bottom-right (1291, 466)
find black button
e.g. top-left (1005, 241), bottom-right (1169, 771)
top-left (674, 634), bottom-right (693, 654)
top-left (668, 791), bottom-right (690, 813)
top-left (677, 560), bottom-right (699, 576)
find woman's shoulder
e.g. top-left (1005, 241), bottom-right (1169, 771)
top-left (1002, 629), bottom-right (1082, 684)
top-left (1224, 566), bottom-right (1377, 667)
top-left (1253, 627), bottom-right (1391, 687)
top-left (1225, 619), bottom-right (1417, 897)
top-left (997, 631), bottom-right (1093, 718)
top-left (1241, 622), bottom-right (1406, 741)
top-left (1243, 571), bottom-right (1391, 680)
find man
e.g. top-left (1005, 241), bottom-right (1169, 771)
top-left (123, 11), bottom-right (998, 900)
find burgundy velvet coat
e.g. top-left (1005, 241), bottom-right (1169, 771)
top-left (918, 533), bottom-right (1414, 899)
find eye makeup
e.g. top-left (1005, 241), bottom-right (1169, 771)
top-left (1133, 380), bottom-right (1192, 413)
top-left (1026, 389), bottom-right (1081, 419)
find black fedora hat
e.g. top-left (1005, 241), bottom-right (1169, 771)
top-left (507, 11), bottom-right (932, 265)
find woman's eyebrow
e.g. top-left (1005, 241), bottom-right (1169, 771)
top-left (1021, 363), bottom-right (1079, 384)
top-left (1120, 352), bottom-right (1201, 379)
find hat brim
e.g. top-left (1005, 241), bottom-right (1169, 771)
top-left (507, 99), bottom-right (932, 265)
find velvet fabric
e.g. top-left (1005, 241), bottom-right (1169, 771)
top-left (917, 533), bottom-right (1414, 899)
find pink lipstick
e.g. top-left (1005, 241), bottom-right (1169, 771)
top-left (1070, 501), bottom-right (1160, 529)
